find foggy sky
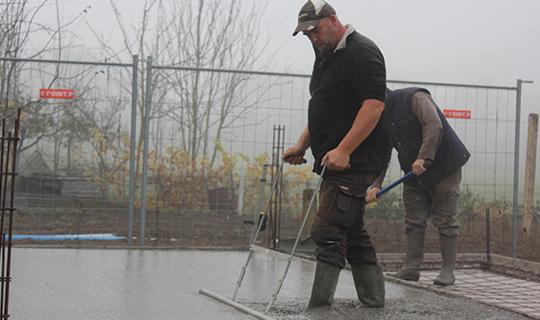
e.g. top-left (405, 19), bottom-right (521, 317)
top-left (30, 0), bottom-right (539, 114)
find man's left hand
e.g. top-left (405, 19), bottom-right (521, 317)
top-left (412, 159), bottom-right (427, 176)
top-left (322, 148), bottom-right (351, 171)
top-left (366, 187), bottom-right (380, 203)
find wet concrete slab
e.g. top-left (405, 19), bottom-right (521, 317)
top-left (11, 247), bottom-right (531, 320)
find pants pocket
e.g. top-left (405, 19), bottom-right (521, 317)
top-left (329, 183), bottom-right (365, 228)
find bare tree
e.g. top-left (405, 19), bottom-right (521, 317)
top-left (0, 0), bottom-right (90, 111)
top-left (1, 0), bottom-right (44, 113)
top-left (158, 0), bottom-right (272, 166)
top-left (97, 0), bottom-right (274, 170)
top-left (0, 0), bottom-right (92, 174)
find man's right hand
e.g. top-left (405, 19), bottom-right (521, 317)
top-left (283, 146), bottom-right (306, 165)
top-left (412, 159), bottom-right (427, 176)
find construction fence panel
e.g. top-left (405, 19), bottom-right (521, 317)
top-left (0, 57), bottom-right (138, 243)
top-left (1, 56), bottom-right (537, 261)
top-left (144, 66), bottom-right (538, 261)
top-left (373, 80), bottom-right (522, 260)
top-left (140, 66), bottom-right (313, 247)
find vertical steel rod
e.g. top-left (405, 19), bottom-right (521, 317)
top-left (0, 233), bottom-right (3, 318)
top-left (270, 125), bottom-right (277, 249)
top-left (279, 126), bottom-right (285, 249)
top-left (276, 126), bottom-right (284, 251)
top-left (140, 56), bottom-right (153, 246)
top-left (0, 119), bottom-right (10, 316)
top-left (4, 109), bottom-right (21, 317)
top-left (0, 131), bottom-right (12, 317)
top-left (127, 55), bottom-right (139, 246)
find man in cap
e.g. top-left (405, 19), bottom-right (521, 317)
top-left (284, 0), bottom-right (388, 309)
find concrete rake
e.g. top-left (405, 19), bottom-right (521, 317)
top-left (199, 164), bottom-right (412, 319)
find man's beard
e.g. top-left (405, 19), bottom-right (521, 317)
top-left (316, 46), bottom-right (334, 61)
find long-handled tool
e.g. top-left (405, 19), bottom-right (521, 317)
top-left (199, 289), bottom-right (274, 320)
top-left (231, 162), bottom-right (284, 301)
top-left (375, 160), bottom-right (431, 198)
top-left (375, 171), bottom-right (413, 198)
top-left (264, 165), bottom-right (326, 312)
top-left (265, 167), bottom-right (418, 311)
top-left (199, 162), bottom-right (286, 319)
top-left (200, 165), bottom-right (417, 318)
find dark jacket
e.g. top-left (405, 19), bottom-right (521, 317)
top-left (384, 87), bottom-right (470, 189)
top-left (308, 31), bottom-right (387, 175)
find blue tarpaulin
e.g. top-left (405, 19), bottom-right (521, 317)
top-left (11, 234), bottom-right (125, 241)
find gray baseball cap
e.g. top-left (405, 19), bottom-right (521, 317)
top-left (293, 0), bottom-right (336, 36)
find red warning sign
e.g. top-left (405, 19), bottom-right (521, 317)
top-left (39, 89), bottom-right (75, 99)
top-left (443, 109), bottom-right (471, 119)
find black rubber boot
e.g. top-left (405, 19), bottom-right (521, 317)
top-left (394, 231), bottom-right (425, 281)
top-left (351, 264), bottom-right (385, 307)
top-left (306, 261), bottom-right (341, 309)
top-left (434, 234), bottom-right (457, 286)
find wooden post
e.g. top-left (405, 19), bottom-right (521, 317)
top-left (522, 113), bottom-right (538, 240)
top-left (485, 207), bottom-right (491, 264)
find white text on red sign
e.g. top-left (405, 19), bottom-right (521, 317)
top-left (443, 109), bottom-right (471, 119)
top-left (39, 89), bottom-right (76, 100)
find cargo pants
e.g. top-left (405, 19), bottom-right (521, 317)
top-left (402, 168), bottom-right (462, 237)
top-left (310, 172), bottom-right (378, 269)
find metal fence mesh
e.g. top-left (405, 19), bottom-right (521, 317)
top-left (2, 57), bottom-right (539, 261)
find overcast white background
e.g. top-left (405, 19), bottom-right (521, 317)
top-left (28, 0), bottom-right (538, 117)
top-left (29, 0), bottom-right (539, 111)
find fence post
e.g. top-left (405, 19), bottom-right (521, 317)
top-left (140, 56), bottom-right (153, 246)
top-left (512, 79), bottom-right (533, 258)
top-left (523, 113), bottom-right (538, 242)
top-left (128, 54), bottom-right (139, 246)
top-left (512, 79), bottom-right (522, 258)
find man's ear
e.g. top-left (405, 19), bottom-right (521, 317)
top-left (328, 14), bottom-right (337, 23)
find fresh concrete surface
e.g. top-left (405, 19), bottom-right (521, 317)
top-left (10, 248), bottom-right (531, 320)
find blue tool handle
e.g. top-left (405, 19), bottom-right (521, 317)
top-left (375, 159), bottom-right (432, 199)
top-left (376, 171), bottom-right (414, 198)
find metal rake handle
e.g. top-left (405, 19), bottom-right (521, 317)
top-left (265, 165), bottom-right (326, 312)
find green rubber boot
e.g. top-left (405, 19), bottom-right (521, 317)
top-left (351, 264), bottom-right (385, 307)
top-left (306, 262), bottom-right (341, 308)
top-left (394, 231), bottom-right (425, 281)
top-left (434, 234), bottom-right (457, 286)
